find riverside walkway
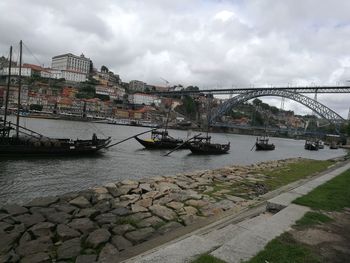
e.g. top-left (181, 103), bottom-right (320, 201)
top-left (0, 158), bottom-right (348, 262)
top-left (124, 159), bottom-right (350, 263)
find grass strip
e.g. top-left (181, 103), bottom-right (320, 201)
top-left (191, 254), bottom-right (226, 263)
top-left (293, 169), bottom-right (350, 211)
top-left (244, 233), bottom-right (320, 263)
top-left (261, 159), bottom-right (332, 190)
top-left (295, 211), bottom-right (333, 227)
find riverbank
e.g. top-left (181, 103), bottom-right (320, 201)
top-left (242, 162), bottom-right (350, 263)
top-left (0, 157), bottom-right (347, 262)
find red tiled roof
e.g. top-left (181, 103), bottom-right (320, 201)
top-left (23, 63), bottom-right (44, 71)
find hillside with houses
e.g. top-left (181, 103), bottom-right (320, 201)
top-left (0, 52), bottom-right (341, 135)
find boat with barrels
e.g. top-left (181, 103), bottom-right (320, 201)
top-left (304, 139), bottom-right (319, 151)
top-left (0, 122), bottom-right (111, 156)
top-left (187, 95), bottom-right (230, 155)
top-left (255, 136), bottom-right (275, 151)
top-left (0, 41), bottom-right (111, 157)
top-left (188, 135), bottom-right (230, 154)
top-left (134, 130), bottom-right (186, 149)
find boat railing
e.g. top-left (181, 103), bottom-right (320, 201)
top-left (2, 119), bottom-right (48, 140)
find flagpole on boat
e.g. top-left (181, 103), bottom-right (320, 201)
top-left (3, 46), bottom-right (12, 137)
top-left (16, 40), bottom-right (23, 138)
top-left (105, 128), bottom-right (157, 149)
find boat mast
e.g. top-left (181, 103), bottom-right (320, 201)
top-left (206, 95), bottom-right (211, 138)
top-left (16, 40), bottom-right (23, 137)
top-left (3, 46), bottom-right (12, 137)
top-left (164, 106), bottom-right (171, 133)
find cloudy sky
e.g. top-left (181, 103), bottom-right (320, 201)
top-left (1, 0), bottom-right (350, 117)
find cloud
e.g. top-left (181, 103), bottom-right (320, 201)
top-left (0, 0), bottom-right (349, 117)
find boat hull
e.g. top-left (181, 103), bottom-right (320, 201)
top-left (134, 136), bottom-right (186, 149)
top-left (0, 138), bottom-right (111, 156)
top-left (188, 143), bottom-right (230, 155)
top-left (255, 143), bottom-right (275, 151)
top-left (304, 144), bottom-right (318, 151)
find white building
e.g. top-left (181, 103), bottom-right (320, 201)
top-left (52, 53), bottom-right (90, 74)
top-left (131, 93), bottom-right (161, 106)
top-left (95, 85), bottom-right (125, 100)
top-left (47, 69), bottom-right (62, 79)
top-left (0, 67), bottom-right (32, 77)
top-left (40, 70), bottom-right (52, 79)
top-left (61, 70), bottom-right (87, 82)
top-left (0, 63), bottom-right (87, 83)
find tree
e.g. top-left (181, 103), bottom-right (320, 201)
top-left (340, 123), bottom-right (350, 136)
top-left (252, 111), bottom-right (264, 126)
top-left (252, 98), bottom-right (262, 106)
top-left (96, 94), bottom-right (110, 101)
top-left (185, 86), bottom-right (199, 91)
top-left (183, 95), bottom-right (197, 118)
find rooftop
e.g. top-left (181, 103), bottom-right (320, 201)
top-left (52, 53), bottom-right (90, 60)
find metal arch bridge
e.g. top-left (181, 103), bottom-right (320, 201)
top-left (149, 86), bottom-right (350, 95)
top-left (148, 85), bottom-right (350, 125)
top-left (209, 89), bottom-right (345, 125)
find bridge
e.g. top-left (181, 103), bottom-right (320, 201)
top-left (149, 86), bottom-right (350, 128)
top-left (150, 86), bottom-right (350, 95)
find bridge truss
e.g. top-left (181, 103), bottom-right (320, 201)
top-left (149, 86), bottom-right (350, 96)
top-left (209, 89), bottom-right (345, 125)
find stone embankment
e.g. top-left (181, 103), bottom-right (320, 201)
top-left (0, 158), bottom-right (301, 263)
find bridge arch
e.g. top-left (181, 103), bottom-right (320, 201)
top-left (210, 89), bottom-right (345, 125)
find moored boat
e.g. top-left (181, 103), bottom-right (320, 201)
top-left (188, 136), bottom-right (230, 154)
top-left (187, 95), bottom-right (230, 155)
top-left (135, 130), bottom-right (185, 149)
top-left (329, 141), bottom-right (339, 149)
top-left (0, 41), bottom-right (111, 157)
top-left (255, 136), bottom-right (275, 151)
top-left (0, 123), bottom-right (111, 156)
top-left (317, 140), bottom-right (325, 149)
top-left (304, 139), bottom-right (319, 151)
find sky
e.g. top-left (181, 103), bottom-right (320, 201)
top-left (1, 0), bottom-right (350, 118)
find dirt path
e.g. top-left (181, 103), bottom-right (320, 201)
top-left (291, 209), bottom-right (350, 262)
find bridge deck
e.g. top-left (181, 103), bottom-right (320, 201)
top-left (149, 86), bottom-right (350, 95)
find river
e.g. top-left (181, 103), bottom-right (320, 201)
top-left (0, 117), bottom-right (347, 204)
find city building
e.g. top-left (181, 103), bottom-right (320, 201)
top-left (48, 69), bottom-right (62, 79)
top-left (93, 71), bottom-right (121, 86)
top-left (95, 85), bottom-right (125, 100)
top-left (2, 85), bottom-right (29, 108)
top-left (129, 80), bottom-right (146, 92)
top-left (0, 66), bottom-right (33, 77)
top-left (130, 93), bottom-right (161, 106)
top-left (61, 70), bottom-right (87, 82)
top-left (61, 87), bottom-right (79, 98)
top-left (51, 53), bottom-right (91, 74)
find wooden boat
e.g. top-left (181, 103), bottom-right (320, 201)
top-left (317, 140), bottom-right (325, 149)
top-left (0, 41), bottom-right (111, 157)
top-left (329, 141), bottom-right (339, 150)
top-left (304, 140), bottom-right (319, 151)
top-left (255, 136), bottom-right (275, 151)
top-left (0, 123), bottom-right (111, 156)
top-left (187, 96), bottom-right (230, 155)
top-left (134, 130), bottom-right (185, 149)
top-left (188, 136), bottom-right (230, 154)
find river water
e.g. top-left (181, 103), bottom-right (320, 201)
top-left (0, 117), bottom-right (347, 204)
